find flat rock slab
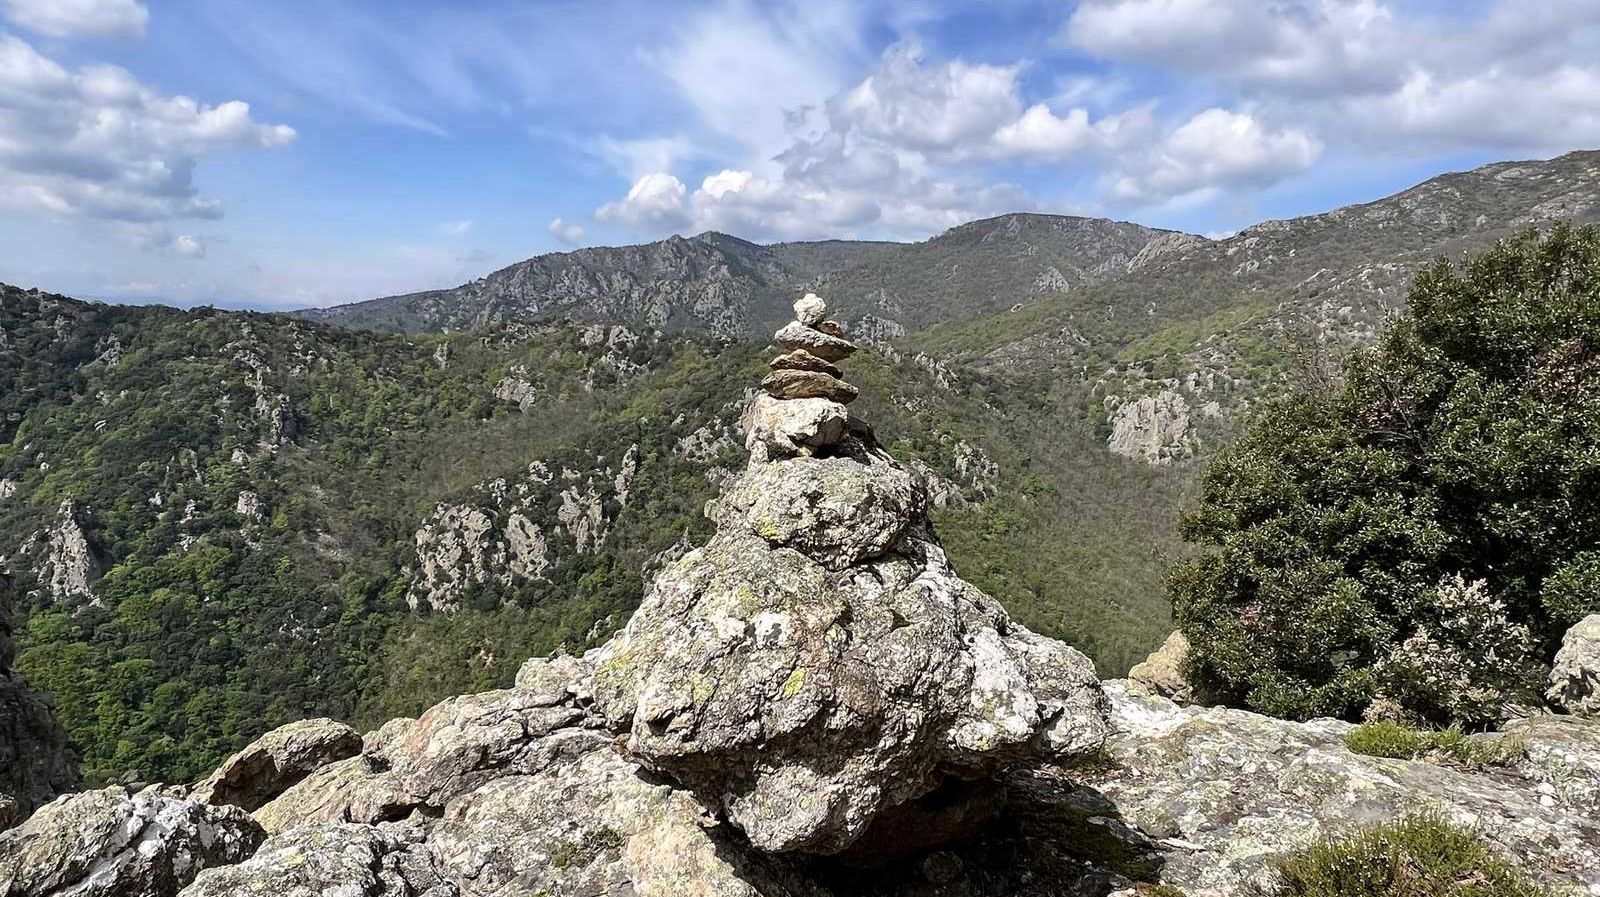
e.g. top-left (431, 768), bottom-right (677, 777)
top-left (770, 350), bottom-right (841, 378)
top-left (762, 369), bottom-right (859, 404)
top-left (775, 322), bottom-right (857, 362)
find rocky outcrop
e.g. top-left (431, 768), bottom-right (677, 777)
top-left (591, 295), bottom-right (1108, 856)
top-left (1549, 614), bottom-right (1600, 716)
top-left (0, 787), bottom-right (264, 896)
top-left (407, 450), bottom-right (639, 612)
top-left (190, 718), bottom-right (363, 812)
top-left (1127, 630), bottom-right (1191, 701)
top-left (31, 500), bottom-right (100, 603)
top-left (0, 573), bottom-right (78, 828)
top-left (1092, 681), bottom-right (1600, 895)
top-left (178, 821), bottom-right (455, 897)
top-left (1106, 391), bottom-right (1191, 466)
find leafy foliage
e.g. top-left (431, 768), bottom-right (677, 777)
top-left (1171, 227), bottom-right (1600, 723)
top-left (1270, 814), bottom-right (1549, 897)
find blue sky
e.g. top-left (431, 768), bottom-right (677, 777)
top-left (1, 0), bottom-right (1598, 309)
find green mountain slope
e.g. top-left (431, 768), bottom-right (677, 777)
top-left (6, 150), bottom-right (1600, 788)
top-left (1, 284), bottom-right (1182, 786)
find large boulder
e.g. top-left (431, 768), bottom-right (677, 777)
top-left (179, 821), bottom-right (456, 897)
top-left (254, 667), bottom-right (612, 834)
top-left (741, 394), bottom-right (848, 462)
top-left (191, 717), bottom-right (363, 811)
top-left (592, 428), bottom-right (1108, 854)
top-left (1548, 614), bottom-right (1600, 716)
top-left (0, 787), bottom-right (264, 896)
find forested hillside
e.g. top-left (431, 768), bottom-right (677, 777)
top-left (5, 150), bottom-right (1600, 788)
top-left (0, 284), bottom-right (1183, 785)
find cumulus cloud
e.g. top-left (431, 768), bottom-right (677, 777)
top-left (2, 0), bottom-right (149, 40)
top-left (1066, 0), bottom-right (1600, 153)
top-left (596, 172), bottom-right (690, 228)
top-left (170, 234), bottom-right (206, 257)
top-left (1111, 108), bottom-right (1323, 204)
top-left (547, 217), bottom-right (585, 245)
top-left (0, 35), bottom-right (296, 223)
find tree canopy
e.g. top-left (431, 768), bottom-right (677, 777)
top-left (1171, 226), bottom-right (1600, 724)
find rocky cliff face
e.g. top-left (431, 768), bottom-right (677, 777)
top-left (408, 447), bottom-right (639, 612)
top-left (0, 573), bottom-right (79, 829)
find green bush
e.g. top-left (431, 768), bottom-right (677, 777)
top-left (1343, 722), bottom-right (1520, 768)
top-left (1270, 814), bottom-right (1549, 897)
top-left (1171, 227), bottom-right (1600, 724)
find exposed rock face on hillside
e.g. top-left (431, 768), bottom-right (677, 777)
top-left (0, 573), bottom-right (78, 829)
top-left (408, 448), bottom-right (640, 612)
top-left (25, 500), bottom-right (100, 604)
top-left (1105, 391), bottom-right (1193, 466)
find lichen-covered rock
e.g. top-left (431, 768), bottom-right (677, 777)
top-left (1093, 681), bottom-right (1600, 895)
top-left (428, 747), bottom-right (818, 897)
top-left (1127, 630), bottom-right (1192, 702)
top-left (592, 430), bottom-right (1107, 855)
top-left (714, 449), bottom-right (923, 570)
top-left (0, 787), bottom-right (264, 896)
top-left (178, 821), bottom-right (457, 897)
top-left (191, 718), bottom-right (363, 811)
top-left (1548, 614), bottom-right (1600, 716)
top-left (741, 394), bottom-right (849, 461)
top-left (254, 676), bottom-right (612, 834)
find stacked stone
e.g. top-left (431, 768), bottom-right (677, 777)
top-left (743, 293), bottom-right (861, 462)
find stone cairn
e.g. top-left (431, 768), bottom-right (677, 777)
top-left (742, 293), bottom-right (860, 463)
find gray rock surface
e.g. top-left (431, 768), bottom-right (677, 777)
top-left (794, 293), bottom-right (827, 326)
top-left (741, 394), bottom-right (849, 461)
top-left (1106, 391), bottom-right (1191, 466)
top-left (1091, 681), bottom-right (1600, 895)
top-left (591, 422), bottom-right (1108, 854)
top-left (0, 787), bottom-right (263, 896)
top-left (1126, 630), bottom-right (1191, 701)
top-left (1549, 614), bottom-right (1600, 716)
top-left (179, 821), bottom-right (456, 897)
top-left (191, 718), bottom-right (363, 812)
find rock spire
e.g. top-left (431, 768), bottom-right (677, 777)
top-left (591, 293), bottom-right (1110, 855)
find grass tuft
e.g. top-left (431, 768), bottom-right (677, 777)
top-left (1344, 722), bottom-right (1523, 768)
top-left (1270, 814), bottom-right (1550, 897)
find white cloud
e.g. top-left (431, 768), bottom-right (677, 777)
top-left (651, 0), bottom-right (871, 159)
top-left (170, 234), bottom-right (206, 257)
top-left (1110, 108), bottom-right (1322, 204)
top-left (0, 35), bottom-right (295, 223)
top-left (439, 219), bottom-right (473, 236)
top-left (2, 0), bottom-right (148, 40)
top-left (1066, 0), bottom-right (1600, 154)
top-left (547, 217), bottom-right (585, 245)
top-left (596, 172), bottom-right (690, 228)
top-left (1066, 0), bottom-right (1404, 98)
